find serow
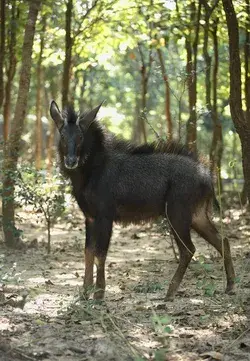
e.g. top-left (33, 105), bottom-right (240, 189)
top-left (50, 100), bottom-right (235, 301)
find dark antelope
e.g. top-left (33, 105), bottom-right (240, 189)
top-left (50, 100), bottom-right (235, 300)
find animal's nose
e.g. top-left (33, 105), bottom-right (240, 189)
top-left (64, 156), bottom-right (78, 169)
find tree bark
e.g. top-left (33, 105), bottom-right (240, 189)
top-left (244, 0), bottom-right (250, 123)
top-left (3, 0), bottom-right (17, 142)
top-left (46, 84), bottom-right (57, 175)
top-left (241, 0), bottom-right (250, 204)
top-left (157, 48), bottom-right (172, 140)
top-left (132, 94), bottom-right (141, 143)
top-left (209, 19), bottom-right (223, 190)
top-left (35, 16), bottom-right (46, 170)
top-left (2, 0), bottom-right (41, 248)
top-left (0, 0), bottom-right (5, 109)
top-left (222, 0), bottom-right (250, 204)
top-left (140, 63), bottom-right (148, 143)
top-left (185, 1), bottom-right (201, 154)
top-left (200, 1), bottom-right (221, 183)
top-left (138, 42), bottom-right (152, 143)
top-left (62, 0), bottom-right (73, 109)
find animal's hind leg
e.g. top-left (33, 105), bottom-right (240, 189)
top-left (83, 218), bottom-right (95, 299)
top-left (192, 209), bottom-right (235, 293)
top-left (93, 217), bottom-right (113, 300)
top-left (165, 204), bottom-right (196, 301)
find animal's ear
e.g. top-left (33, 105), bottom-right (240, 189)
top-left (50, 100), bottom-right (64, 129)
top-left (80, 102), bottom-right (103, 126)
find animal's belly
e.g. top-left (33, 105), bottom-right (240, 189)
top-left (114, 204), bottom-right (164, 224)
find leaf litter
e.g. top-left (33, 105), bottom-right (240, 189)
top-left (0, 205), bottom-right (250, 361)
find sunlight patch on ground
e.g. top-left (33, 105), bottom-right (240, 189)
top-left (0, 317), bottom-right (12, 331)
top-left (26, 276), bottom-right (47, 284)
top-left (190, 298), bottom-right (204, 305)
top-left (25, 293), bottom-right (71, 316)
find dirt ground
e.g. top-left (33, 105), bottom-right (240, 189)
top-left (0, 203), bottom-right (250, 361)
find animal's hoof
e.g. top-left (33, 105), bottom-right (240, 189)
top-left (93, 289), bottom-right (105, 300)
top-left (164, 294), bottom-right (175, 302)
top-left (225, 283), bottom-right (235, 295)
top-left (82, 284), bottom-right (94, 300)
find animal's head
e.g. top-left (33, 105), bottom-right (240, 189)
top-left (50, 100), bottom-right (102, 170)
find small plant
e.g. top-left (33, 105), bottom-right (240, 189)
top-left (151, 314), bottom-right (173, 335)
top-left (150, 311), bottom-right (172, 360)
top-left (154, 348), bottom-right (169, 361)
top-left (133, 281), bottom-right (165, 294)
top-left (191, 255), bottom-right (217, 296)
top-left (196, 279), bottom-right (217, 297)
top-left (16, 167), bottom-right (67, 253)
top-left (0, 258), bottom-right (22, 285)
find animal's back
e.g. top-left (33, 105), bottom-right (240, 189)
top-left (92, 151), bottom-right (213, 223)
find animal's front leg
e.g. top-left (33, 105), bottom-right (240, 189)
top-left (93, 217), bottom-right (113, 300)
top-left (83, 218), bottom-right (95, 298)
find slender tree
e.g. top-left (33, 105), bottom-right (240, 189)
top-left (157, 48), bottom-right (173, 140)
top-left (35, 15), bottom-right (46, 170)
top-left (2, 0), bottom-right (41, 247)
top-left (0, 0), bottom-right (5, 109)
top-left (185, 1), bottom-right (201, 154)
top-left (209, 18), bottom-right (223, 189)
top-left (62, 0), bottom-right (73, 108)
top-left (46, 74), bottom-right (58, 174)
top-left (3, 0), bottom-right (18, 142)
top-left (200, 0), bottom-right (221, 183)
top-left (241, 0), bottom-right (250, 204)
top-left (222, 0), bottom-right (250, 204)
top-left (138, 42), bottom-right (152, 143)
top-left (244, 0), bottom-right (250, 127)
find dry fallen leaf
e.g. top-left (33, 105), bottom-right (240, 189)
top-left (45, 279), bottom-right (54, 286)
top-left (200, 351), bottom-right (223, 360)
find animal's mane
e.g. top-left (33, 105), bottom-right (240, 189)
top-left (111, 137), bottom-right (198, 161)
top-left (60, 106), bottom-right (197, 162)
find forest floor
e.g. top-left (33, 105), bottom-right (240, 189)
top-left (0, 200), bottom-right (250, 361)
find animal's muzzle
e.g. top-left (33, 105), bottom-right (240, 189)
top-left (64, 156), bottom-right (79, 169)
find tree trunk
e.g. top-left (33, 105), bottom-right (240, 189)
top-left (157, 48), bottom-right (173, 140)
top-left (200, 2), bottom-right (221, 182)
top-left (47, 121), bottom-right (56, 175)
top-left (241, 0), bottom-right (250, 204)
top-left (47, 217), bottom-right (51, 254)
top-left (138, 42), bottom-right (152, 143)
top-left (203, 14), bottom-right (212, 112)
top-left (3, 0), bottom-right (17, 142)
top-left (0, 0), bottom-right (5, 109)
top-left (47, 80), bottom-right (57, 174)
top-left (2, 0), bottom-right (41, 248)
top-left (132, 95), bottom-right (141, 143)
top-left (47, 109), bottom-right (56, 175)
top-left (209, 19), bottom-right (223, 190)
top-left (62, 0), bottom-right (73, 109)
top-left (222, 0), bottom-right (250, 204)
top-left (140, 64), bottom-right (148, 143)
top-left (35, 16), bottom-right (46, 170)
top-left (244, 0), bottom-right (250, 125)
top-left (185, 1), bottom-right (201, 153)
top-left (185, 37), bottom-right (197, 152)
